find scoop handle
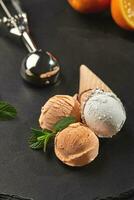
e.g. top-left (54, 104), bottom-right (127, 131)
top-left (22, 31), bottom-right (37, 53)
top-left (11, 0), bottom-right (23, 14)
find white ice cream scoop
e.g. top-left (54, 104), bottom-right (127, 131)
top-left (82, 89), bottom-right (126, 138)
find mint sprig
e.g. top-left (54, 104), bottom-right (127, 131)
top-left (29, 128), bottom-right (53, 151)
top-left (53, 116), bottom-right (76, 133)
top-left (0, 101), bottom-right (17, 120)
top-left (29, 116), bottom-right (76, 151)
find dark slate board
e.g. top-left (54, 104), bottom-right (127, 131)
top-left (0, 0), bottom-right (134, 200)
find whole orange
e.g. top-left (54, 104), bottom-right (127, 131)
top-left (67, 0), bottom-right (111, 13)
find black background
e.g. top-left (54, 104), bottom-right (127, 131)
top-left (0, 0), bottom-right (134, 200)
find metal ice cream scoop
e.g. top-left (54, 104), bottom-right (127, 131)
top-left (0, 0), bottom-right (60, 86)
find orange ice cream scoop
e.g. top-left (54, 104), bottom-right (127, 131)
top-left (55, 123), bottom-right (99, 167)
top-left (39, 95), bottom-right (81, 130)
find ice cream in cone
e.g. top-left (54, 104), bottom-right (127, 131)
top-left (79, 65), bottom-right (126, 138)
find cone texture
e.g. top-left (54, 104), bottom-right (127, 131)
top-left (79, 65), bottom-right (112, 94)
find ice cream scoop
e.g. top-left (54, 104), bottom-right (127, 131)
top-left (39, 95), bottom-right (80, 130)
top-left (81, 89), bottom-right (126, 138)
top-left (55, 122), bottom-right (99, 167)
top-left (0, 0), bottom-right (60, 86)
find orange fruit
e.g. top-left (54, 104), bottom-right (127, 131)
top-left (67, 0), bottom-right (111, 14)
top-left (111, 0), bottom-right (134, 30)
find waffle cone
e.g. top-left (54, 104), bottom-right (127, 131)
top-left (79, 65), bottom-right (112, 94)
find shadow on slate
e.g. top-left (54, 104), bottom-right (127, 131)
top-left (1, 188), bottom-right (134, 200)
top-left (0, 193), bottom-right (33, 200)
top-left (94, 188), bottom-right (134, 200)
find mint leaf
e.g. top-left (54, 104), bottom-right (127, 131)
top-left (29, 129), bottom-right (45, 150)
top-left (0, 101), bottom-right (17, 120)
top-left (53, 116), bottom-right (76, 133)
top-left (28, 133), bottom-right (44, 150)
top-left (29, 140), bottom-right (44, 150)
top-left (44, 134), bottom-right (54, 152)
top-left (29, 128), bottom-right (54, 150)
top-left (31, 128), bottom-right (50, 137)
top-left (29, 117), bottom-right (76, 151)
top-left (32, 128), bottom-right (52, 133)
top-left (37, 135), bottom-right (47, 141)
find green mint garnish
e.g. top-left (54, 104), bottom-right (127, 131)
top-left (29, 116), bottom-right (77, 152)
top-left (0, 101), bottom-right (17, 120)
